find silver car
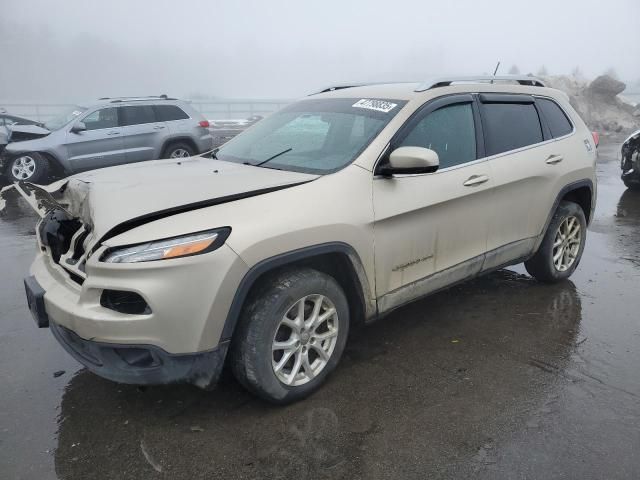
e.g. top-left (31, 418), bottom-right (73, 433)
top-left (1, 96), bottom-right (213, 183)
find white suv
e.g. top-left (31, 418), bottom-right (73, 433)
top-left (17, 76), bottom-right (597, 403)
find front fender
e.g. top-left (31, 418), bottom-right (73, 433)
top-left (219, 241), bottom-right (376, 342)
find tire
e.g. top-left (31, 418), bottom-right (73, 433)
top-left (6, 152), bottom-right (50, 184)
top-left (525, 201), bottom-right (587, 283)
top-left (230, 268), bottom-right (350, 404)
top-left (163, 142), bottom-right (195, 159)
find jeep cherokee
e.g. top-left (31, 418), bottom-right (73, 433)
top-left (16, 76), bottom-right (597, 403)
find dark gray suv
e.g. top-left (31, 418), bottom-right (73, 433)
top-left (1, 96), bottom-right (213, 184)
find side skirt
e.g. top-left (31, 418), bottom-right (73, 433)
top-left (376, 238), bottom-right (538, 318)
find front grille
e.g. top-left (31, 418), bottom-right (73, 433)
top-left (38, 209), bottom-right (83, 264)
top-left (38, 208), bottom-right (91, 285)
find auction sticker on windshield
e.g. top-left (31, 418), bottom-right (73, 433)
top-left (352, 99), bottom-right (398, 113)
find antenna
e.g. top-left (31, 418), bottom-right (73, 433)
top-left (491, 61), bottom-right (501, 84)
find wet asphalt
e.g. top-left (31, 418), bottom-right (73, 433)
top-left (0, 143), bottom-right (639, 479)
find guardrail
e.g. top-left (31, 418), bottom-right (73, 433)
top-left (0, 99), bottom-right (293, 122)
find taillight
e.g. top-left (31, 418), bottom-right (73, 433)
top-left (199, 120), bottom-right (210, 128)
top-left (591, 131), bottom-right (599, 148)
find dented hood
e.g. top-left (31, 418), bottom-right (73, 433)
top-left (8, 123), bottom-right (50, 139)
top-left (13, 156), bottom-right (317, 246)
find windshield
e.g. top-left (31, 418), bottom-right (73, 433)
top-left (215, 98), bottom-right (406, 174)
top-left (44, 106), bottom-right (87, 131)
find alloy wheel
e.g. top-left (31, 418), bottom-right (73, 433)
top-left (552, 215), bottom-right (582, 272)
top-left (169, 148), bottom-right (191, 158)
top-left (11, 156), bottom-right (36, 180)
top-left (271, 294), bottom-right (339, 387)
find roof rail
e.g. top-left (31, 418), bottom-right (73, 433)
top-left (98, 94), bottom-right (173, 102)
top-left (311, 81), bottom-right (416, 95)
top-left (415, 76), bottom-right (546, 92)
top-left (312, 83), bottom-right (383, 95)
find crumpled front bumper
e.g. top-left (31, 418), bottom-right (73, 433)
top-left (50, 319), bottom-right (229, 389)
top-left (25, 237), bottom-right (247, 388)
top-left (25, 271), bottom-right (230, 389)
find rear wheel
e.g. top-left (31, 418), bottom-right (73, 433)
top-left (164, 142), bottom-right (194, 159)
top-left (525, 201), bottom-right (587, 283)
top-left (231, 268), bottom-right (350, 404)
top-left (6, 152), bottom-right (50, 184)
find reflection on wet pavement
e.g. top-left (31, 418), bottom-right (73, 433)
top-left (615, 189), bottom-right (640, 266)
top-left (51, 271), bottom-right (581, 479)
top-left (1, 144), bottom-right (639, 479)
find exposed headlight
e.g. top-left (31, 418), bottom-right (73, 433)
top-left (101, 228), bottom-right (230, 264)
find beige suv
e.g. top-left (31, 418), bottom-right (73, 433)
top-left (17, 76), bottom-right (597, 403)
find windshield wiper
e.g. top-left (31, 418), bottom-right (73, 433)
top-left (251, 147), bottom-right (292, 167)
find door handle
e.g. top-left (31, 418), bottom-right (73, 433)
top-left (153, 125), bottom-right (166, 130)
top-left (463, 174), bottom-right (489, 187)
top-left (107, 131), bottom-right (120, 136)
top-left (546, 154), bottom-right (563, 165)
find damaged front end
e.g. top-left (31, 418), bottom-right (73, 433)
top-left (5, 124), bottom-right (51, 142)
top-left (0, 126), bottom-right (8, 167)
top-left (0, 125), bottom-right (51, 173)
top-left (10, 181), bottom-right (93, 285)
top-left (6, 179), bottom-right (233, 389)
top-left (621, 130), bottom-right (640, 189)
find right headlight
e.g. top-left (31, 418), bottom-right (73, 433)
top-left (101, 227), bottom-right (231, 264)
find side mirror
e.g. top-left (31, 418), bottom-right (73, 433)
top-left (379, 146), bottom-right (439, 176)
top-left (71, 121), bottom-right (86, 133)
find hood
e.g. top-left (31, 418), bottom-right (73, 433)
top-left (15, 156), bottom-right (317, 246)
top-left (8, 123), bottom-right (51, 141)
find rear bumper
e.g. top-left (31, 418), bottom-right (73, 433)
top-left (50, 320), bottom-right (229, 388)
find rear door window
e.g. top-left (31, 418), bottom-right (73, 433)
top-left (399, 102), bottom-right (477, 169)
top-left (481, 102), bottom-right (543, 156)
top-left (154, 105), bottom-right (190, 121)
top-left (536, 98), bottom-right (573, 138)
top-left (119, 106), bottom-right (157, 126)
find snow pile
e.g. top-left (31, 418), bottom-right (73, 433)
top-left (543, 75), bottom-right (640, 136)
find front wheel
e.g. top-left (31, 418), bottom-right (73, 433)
top-left (6, 152), bottom-right (50, 183)
top-left (525, 201), bottom-right (587, 283)
top-left (231, 268), bottom-right (350, 404)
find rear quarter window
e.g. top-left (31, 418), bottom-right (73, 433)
top-left (536, 98), bottom-right (573, 138)
top-left (481, 102), bottom-right (543, 156)
top-left (154, 105), bottom-right (190, 121)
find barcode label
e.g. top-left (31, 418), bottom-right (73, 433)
top-left (352, 99), bottom-right (398, 113)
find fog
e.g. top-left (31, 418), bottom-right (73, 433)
top-left (1, 0), bottom-right (639, 102)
